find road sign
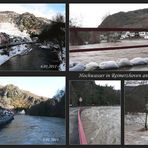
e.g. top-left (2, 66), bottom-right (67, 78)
top-left (79, 97), bottom-right (83, 102)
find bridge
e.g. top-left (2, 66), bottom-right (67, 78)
top-left (69, 28), bottom-right (148, 52)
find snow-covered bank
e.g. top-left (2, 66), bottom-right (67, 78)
top-left (0, 44), bottom-right (32, 66)
top-left (0, 109), bottom-right (14, 127)
top-left (81, 106), bottom-right (121, 144)
top-left (59, 47), bottom-right (66, 71)
top-left (39, 42), bottom-right (66, 71)
top-left (69, 57), bottom-right (148, 71)
top-left (0, 22), bottom-right (33, 66)
top-left (125, 113), bottom-right (148, 145)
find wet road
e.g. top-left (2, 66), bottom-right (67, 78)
top-left (69, 107), bottom-right (80, 145)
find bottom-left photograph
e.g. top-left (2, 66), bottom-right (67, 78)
top-left (0, 76), bottom-right (65, 145)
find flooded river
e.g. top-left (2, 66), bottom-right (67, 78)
top-left (70, 40), bottom-right (148, 71)
top-left (0, 115), bottom-right (65, 145)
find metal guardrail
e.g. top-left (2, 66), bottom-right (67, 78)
top-left (78, 108), bottom-right (88, 144)
top-left (70, 45), bottom-right (148, 53)
top-left (70, 27), bottom-right (148, 32)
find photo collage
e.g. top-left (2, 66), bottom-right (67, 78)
top-left (0, 2), bottom-right (148, 147)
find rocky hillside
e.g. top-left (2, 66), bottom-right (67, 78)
top-left (27, 93), bottom-right (65, 118)
top-left (125, 85), bottom-right (148, 113)
top-left (0, 84), bottom-right (47, 109)
top-left (99, 8), bottom-right (148, 28)
top-left (0, 11), bottom-right (51, 35)
top-left (70, 81), bottom-right (120, 106)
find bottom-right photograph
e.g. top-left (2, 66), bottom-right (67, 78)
top-left (125, 80), bottom-right (148, 145)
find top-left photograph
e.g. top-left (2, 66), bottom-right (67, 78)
top-left (0, 3), bottom-right (65, 71)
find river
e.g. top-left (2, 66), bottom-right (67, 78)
top-left (70, 40), bottom-right (148, 71)
top-left (0, 45), bottom-right (60, 71)
top-left (0, 115), bottom-right (65, 145)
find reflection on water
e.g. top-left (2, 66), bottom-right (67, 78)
top-left (0, 115), bottom-right (65, 144)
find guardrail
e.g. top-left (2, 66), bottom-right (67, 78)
top-left (70, 27), bottom-right (148, 53)
top-left (70, 44), bottom-right (148, 53)
top-left (78, 108), bottom-right (87, 144)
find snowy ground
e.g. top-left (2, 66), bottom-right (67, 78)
top-left (39, 44), bottom-right (66, 71)
top-left (125, 113), bottom-right (148, 145)
top-left (81, 106), bottom-right (121, 145)
top-left (0, 22), bottom-right (32, 66)
top-left (59, 47), bottom-right (66, 71)
top-left (0, 45), bottom-right (32, 66)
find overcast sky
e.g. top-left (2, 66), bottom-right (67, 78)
top-left (95, 80), bottom-right (121, 90)
top-left (70, 4), bottom-right (148, 27)
top-left (0, 77), bottom-right (65, 98)
top-left (0, 4), bottom-right (65, 20)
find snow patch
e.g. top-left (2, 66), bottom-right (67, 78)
top-left (0, 44), bottom-right (32, 66)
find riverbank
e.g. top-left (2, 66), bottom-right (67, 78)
top-left (0, 44), bottom-right (32, 66)
top-left (0, 45), bottom-right (65, 71)
top-left (81, 106), bottom-right (121, 144)
top-left (0, 109), bottom-right (14, 127)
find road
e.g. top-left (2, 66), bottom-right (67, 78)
top-left (69, 107), bottom-right (80, 145)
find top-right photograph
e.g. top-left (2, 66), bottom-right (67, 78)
top-left (69, 4), bottom-right (148, 71)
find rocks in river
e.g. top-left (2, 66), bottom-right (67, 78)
top-left (0, 108), bottom-right (14, 127)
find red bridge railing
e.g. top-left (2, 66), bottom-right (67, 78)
top-left (78, 108), bottom-right (88, 144)
top-left (70, 28), bottom-right (148, 53)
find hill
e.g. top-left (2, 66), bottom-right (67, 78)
top-left (125, 85), bottom-right (148, 113)
top-left (99, 8), bottom-right (148, 28)
top-left (0, 84), bottom-right (47, 109)
top-left (0, 11), bottom-right (51, 35)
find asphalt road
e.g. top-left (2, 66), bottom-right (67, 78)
top-left (69, 107), bottom-right (80, 145)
